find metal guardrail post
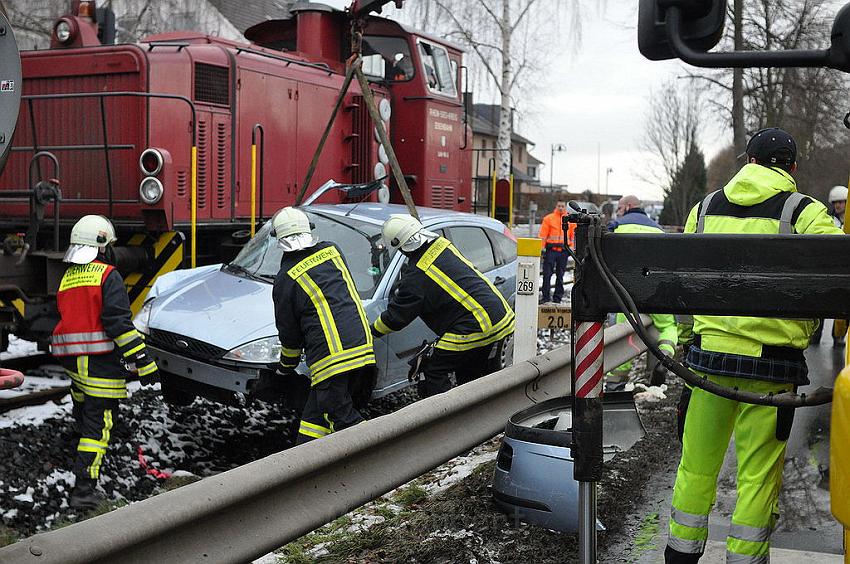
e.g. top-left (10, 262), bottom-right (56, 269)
top-left (0, 320), bottom-right (654, 564)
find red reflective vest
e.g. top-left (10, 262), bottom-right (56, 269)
top-left (51, 261), bottom-right (116, 357)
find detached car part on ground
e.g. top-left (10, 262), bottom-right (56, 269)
top-left (133, 203), bottom-right (518, 407)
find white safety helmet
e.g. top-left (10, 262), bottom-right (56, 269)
top-left (272, 207), bottom-right (317, 252)
top-left (829, 185), bottom-right (848, 203)
top-left (382, 214), bottom-right (437, 253)
top-left (63, 215), bottom-right (117, 264)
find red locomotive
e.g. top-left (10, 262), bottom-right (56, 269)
top-left (0, 0), bottom-right (472, 343)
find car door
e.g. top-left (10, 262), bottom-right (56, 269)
top-left (444, 224), bottom-right (513, 300)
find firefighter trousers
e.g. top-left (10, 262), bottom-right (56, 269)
top-left (665, 372), bottom-right (792, 564)
top-left (296, 367), bottom-right (372, 444)
top-left (419, 341), bottom-right (498, 397)
top-left (63, 354), bottom-right (127, 481)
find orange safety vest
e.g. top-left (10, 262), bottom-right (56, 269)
top-left (51, 261), bottom-right (115, 357)
top-left (539, 212), bottom-right (577, 250)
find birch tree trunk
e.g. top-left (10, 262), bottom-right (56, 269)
top-left (496, 0), bottom-right (512, 181)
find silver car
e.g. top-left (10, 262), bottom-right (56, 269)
top-left (133, 203), bottom-right (518, 406)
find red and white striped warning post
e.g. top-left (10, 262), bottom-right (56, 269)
top-left (571, 319), bottom-right (605, 564)
top-left (574, 321), bottom-right (604, 399)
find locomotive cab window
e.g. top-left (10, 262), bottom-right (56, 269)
top-left (362, 36), bottom-right (414, 82)
top-left (417, 40), bottom-right (457, 98)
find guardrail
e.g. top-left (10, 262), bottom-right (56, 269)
top-left (1, 319), bottom-right (655, 564)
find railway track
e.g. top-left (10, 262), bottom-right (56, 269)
top-left (0, 353), bottom-right (69, 413)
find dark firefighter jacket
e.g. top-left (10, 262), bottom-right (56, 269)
top-left (273, 241), bottom-right (375, 386)
top-left (372, 237), bottom-right (515, 352)
top-left (51, 259), bottom-right (156, 396)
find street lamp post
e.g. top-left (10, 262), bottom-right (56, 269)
top-left (550, 143), bottom-right (567, 191)
top-left (605, 167), bottom-right (613, 196)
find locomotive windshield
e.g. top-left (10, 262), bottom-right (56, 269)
top-left (362, 36), bottom-right (414, 82)
top-left (417, 40), bottom-right (457, 98)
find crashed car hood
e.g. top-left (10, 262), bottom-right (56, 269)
top-left (147, 266), bottom-right (378, 353)
top-left (147, 266), bottom-right (278, 351)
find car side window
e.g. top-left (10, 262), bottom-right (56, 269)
top-left (446, 226), bottom-right (496, 272)
top-left (488, 229), bottom-right (517, 265)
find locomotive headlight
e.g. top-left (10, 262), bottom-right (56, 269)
top-left (374, 162), bottom-right (386, 181)
top-left (139, 148), bottom-right (164, 176)
top-left (378, 144), bottom-right (389, 165)
top-left (55, 19), bottom-right (74, 44)
top-left (139, 177), bottom-right (164, 205)
top-left (379, 98), bottom-right (392, 122)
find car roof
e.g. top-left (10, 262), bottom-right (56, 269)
top-left (307, 203), bottom-right (506, 230)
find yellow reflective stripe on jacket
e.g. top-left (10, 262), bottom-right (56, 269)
top-left (417, 238), bottom-right (492, 333)
top-left (281, 347), bottom-right (301, 357)
top-left (286, 245), bottom-right (339, 278)
top-left (295, 272), bottom-right (343, 353)
top-left (123, 342), bottom-right (145, 358)
top-left (442, 241), bottom-right (514, 315)
top-left (332, 255), bottom-right (372, 345)
top-left (58, 263), bottom-right (109, 291)
top-left (310, 347), bottom-right (376, 386)
top-left (137, 361), bottom-right (157, 376)
top-left (437, 312), bottom-right (515, 351)
top-left (374, 316), bottom-right (393, 335)
top-left (114, 329), bottom-right (142, 347)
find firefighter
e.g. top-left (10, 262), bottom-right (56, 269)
top-left (811, 185), bottom-right (848, 346)
top-left (665, 128), bottom-right (843, 564)
top-left (606, 195), bottom-right (677, 388)
top-left (538, 200), bottom-right (570, 304)
top-left (270, 207), bottom-right (375, 444)
top-left (371, 215), bottom-right (515, 397)
top-left (51, 215), bottom-right (159, 510)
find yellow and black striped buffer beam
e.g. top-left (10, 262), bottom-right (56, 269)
top-left (124, 231), bottom-right (185, 315)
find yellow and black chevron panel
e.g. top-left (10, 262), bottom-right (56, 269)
top-left (0, 298), bottom-right (25, 318)
top-left (124, 232), bottom-right (185, 315)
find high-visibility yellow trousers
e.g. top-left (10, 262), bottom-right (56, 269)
top-left (667, 372), bottom-right (791, 563)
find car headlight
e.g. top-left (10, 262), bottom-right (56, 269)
top-left (140, 177), bottom-right (164, 204)
top-left (133, 300), bottom-right (154, 335)
top-left (223, 337), bottom-right (282, 364)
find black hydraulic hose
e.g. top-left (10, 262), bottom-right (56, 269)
top-left (587, 231), bottom-right (833, 407)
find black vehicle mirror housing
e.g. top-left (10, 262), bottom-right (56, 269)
top-left (638, 0), bottom-right (727, 61)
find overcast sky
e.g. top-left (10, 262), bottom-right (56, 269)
top-left (323, 1), bottom-right (729, 203)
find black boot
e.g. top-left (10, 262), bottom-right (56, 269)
top-left (664, 545), bottom-right (702, 563)
top-left (69, 478), bottom-right (104, 511)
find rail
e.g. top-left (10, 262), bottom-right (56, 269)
top-left (0, 320), bottom-right (655, 564)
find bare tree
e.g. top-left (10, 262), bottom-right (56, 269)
top-left (399, 1), bottom-right (577, 182)
top-left (4, 0), bottom-right (242, 49)
top-left (640, 79), bottom-right (702, 194)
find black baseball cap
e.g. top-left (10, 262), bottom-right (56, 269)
top-left (742, 127), bottom-right (797, 169)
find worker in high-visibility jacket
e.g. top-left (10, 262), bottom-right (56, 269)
top-left (606, 195), bottom-right (677, 388)
top-left (665, 128), bottom-right (843, 564)
top-left (271, 207), bottom-right (375, 444)
top-left (51, 215), bottom-right (159, 510)
top-left (371, 215), bottom-right (515, 397)
top-left (538, 200), bottom-right (571, 303)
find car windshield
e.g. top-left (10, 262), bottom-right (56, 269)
top-left (228, 211), bottom-right (392, 299)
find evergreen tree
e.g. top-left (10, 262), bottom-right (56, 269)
top-left (660, 142), bottom-right (707, 227)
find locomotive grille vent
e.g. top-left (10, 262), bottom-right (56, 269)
top-left (176, 170), bottom-right (188, 199)
top-left (215, 122), bottom-right (227, 209)
top-left (350, 95), bottom-right (372, 184)
top-left (194, 63), bottom-right (230, 106)
top-left (197, 120), bottom-right (208, 208)
top-left (432, 185), bottom-right (455, 209)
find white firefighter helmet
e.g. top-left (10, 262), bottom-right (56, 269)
top-left (829, 185), bottom-right (848, 203)
top-left (272, 207), bottom-right (317, 252)
top-left (381, 214), bottom-right (437, 253)
top-left (63, 215), bottom-right (117, 264)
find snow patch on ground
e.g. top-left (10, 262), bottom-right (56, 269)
top-left (0, 395), bottom-right (73, 429)
top-left (0, 336), bottom-right (38, 360)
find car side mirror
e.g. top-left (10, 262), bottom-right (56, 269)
top-left (638, 0), bottom-right (726, 61)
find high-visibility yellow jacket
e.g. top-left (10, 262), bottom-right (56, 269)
top-left (685, 163), bottom-right (842, 356)
top-left (273, 242), bottom-right (375, 386)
